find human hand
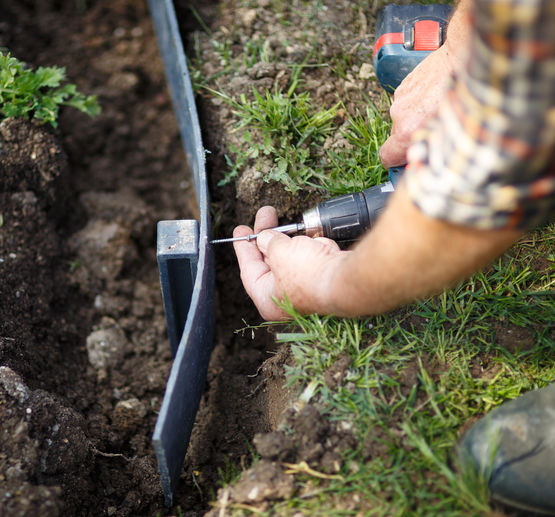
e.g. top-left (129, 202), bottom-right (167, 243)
top-left (379, 45), bottom-right (455, 168)
top-left (233, 206), bottom-right (348, 320)
top-left (379, 0), bottom-right (473, 169)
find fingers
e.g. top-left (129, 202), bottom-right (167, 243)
top-left (233, 237), bottom-right (290, 321)
top-left (314, 237), bottom-right (341, 251)
top-left (232, 205), bottom-right (279, 284)
top-left (256, 229), bottom-right (289, 256)
top-left (233, 225), bottom-right (271, 288)
top-left (253, 206), bottom-right (278, 234)
top-left (233, 209), bottom-right (291, 321)
top-left (379, 133), bottom-right (409, 169)
top-left (233, 223), bottom-right (253, 238)
top-left (255, 229), bottom-right (346, 316)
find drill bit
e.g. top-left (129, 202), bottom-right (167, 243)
top-left (210, 222), bottom-right (305, 244)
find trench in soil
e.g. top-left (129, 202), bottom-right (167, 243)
top-left (0, 1), bottom-right (282, 515)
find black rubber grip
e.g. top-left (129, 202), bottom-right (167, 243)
top-left (318, 183), bottom-right (392, 241)
top-left (361, 182), bottom-right (393, 229)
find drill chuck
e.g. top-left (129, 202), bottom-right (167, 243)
top-left (302, 182), bottom-right (394, 241)
top-left (211, 172), bottom-right (401, 244)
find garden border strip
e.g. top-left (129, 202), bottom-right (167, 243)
top-left (148, 0), bottom-right (215, 506)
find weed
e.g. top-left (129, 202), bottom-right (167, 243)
top-left (0, 52), bottom-right (100, 127)
top-left (217, 456), bottom-right (243, 488)
top-left (322, 104), bottom-right (391, 194)
top-left (214, 84), bottom-right (340, 193)
top-left (219, 147), bottom-right (246, 187)
top-left (68, 260), bottom-right (82, 272)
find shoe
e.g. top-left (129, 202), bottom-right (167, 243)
top-left (459, 383), bottom-right (555, 515)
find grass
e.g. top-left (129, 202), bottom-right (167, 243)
top-left (322, 104), bottom-right (391, 194)
top-left (204, 77), bottom-right (342, 193)
top-left (266, 233), bottom-right (553, 515)
top-left (202, 83), bottom-right (390, 194)
top-left (192, 0), bottom-right (554, 514)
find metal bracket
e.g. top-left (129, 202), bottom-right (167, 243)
top-left (157, 220), bottom-right (199, 358)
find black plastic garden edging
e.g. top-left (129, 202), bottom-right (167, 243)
top-left (148, 0), bottom-right (215, 506)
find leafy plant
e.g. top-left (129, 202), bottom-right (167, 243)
top-left (0, 52), bottom-right (100, 127)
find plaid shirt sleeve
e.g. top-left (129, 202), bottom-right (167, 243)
top-left (404, 0), bottom-right (555, 230)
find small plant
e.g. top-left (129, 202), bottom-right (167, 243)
top-left (0, 52), bottom-right (100, 127)
top-left (68, 259), bottom-right (82, 272)
top-left (216, 455), bottom-right (242, 488)
top-left (215, 84), bottom-right (339, 193)
top-left (322, 104), bottom-right (391, 195)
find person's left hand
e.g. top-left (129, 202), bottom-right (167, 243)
top-left (233, 206), bottom-right (348, 320)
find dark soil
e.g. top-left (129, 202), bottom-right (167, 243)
top-left (0, 1), bottom-right (271, 515)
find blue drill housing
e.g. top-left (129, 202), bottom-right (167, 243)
top-left (373, 4), bottom-right (452, 92)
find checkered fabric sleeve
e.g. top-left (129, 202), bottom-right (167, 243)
top-left (405, 0), bottom-right (555, 230)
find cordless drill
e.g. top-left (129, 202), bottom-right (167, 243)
top-left (210, 166), bottom-right (405, 244)
top-left (211, 5), bottom-right (451, 245)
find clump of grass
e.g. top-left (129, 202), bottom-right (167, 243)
top-left (0, 52), bottom-right (100, 127)
top-left (322, 104), bottom-right (391, 195)
top-left (210, 85), bottom-right (392, 195)
top-left (214, 81), bottom-right (340, 193)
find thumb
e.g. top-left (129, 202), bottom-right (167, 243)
top-left (256, 229), bottom-right (289, 256)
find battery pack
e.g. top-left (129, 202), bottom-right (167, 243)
top-left (373, 4), bottom-right (452, 92)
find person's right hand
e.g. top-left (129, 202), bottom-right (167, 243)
top-left (379, 44), bottom-right (455, 168)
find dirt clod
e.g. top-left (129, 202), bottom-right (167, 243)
top-left (86, 320), bottom-right (128, 371)
top-left (229, 460), bottom-right (295, 504)
top-left (254, 431), bottom-right (295, 461)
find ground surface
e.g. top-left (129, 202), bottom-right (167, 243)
top-left (0, 1), bottom-right (536, 516)
top-left (0, 0), bottom-right (300, 514)
top-left (1, 1), bottom-right (219, 515)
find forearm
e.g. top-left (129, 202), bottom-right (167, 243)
top-left (325, 185), bottom-right (522, 317)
